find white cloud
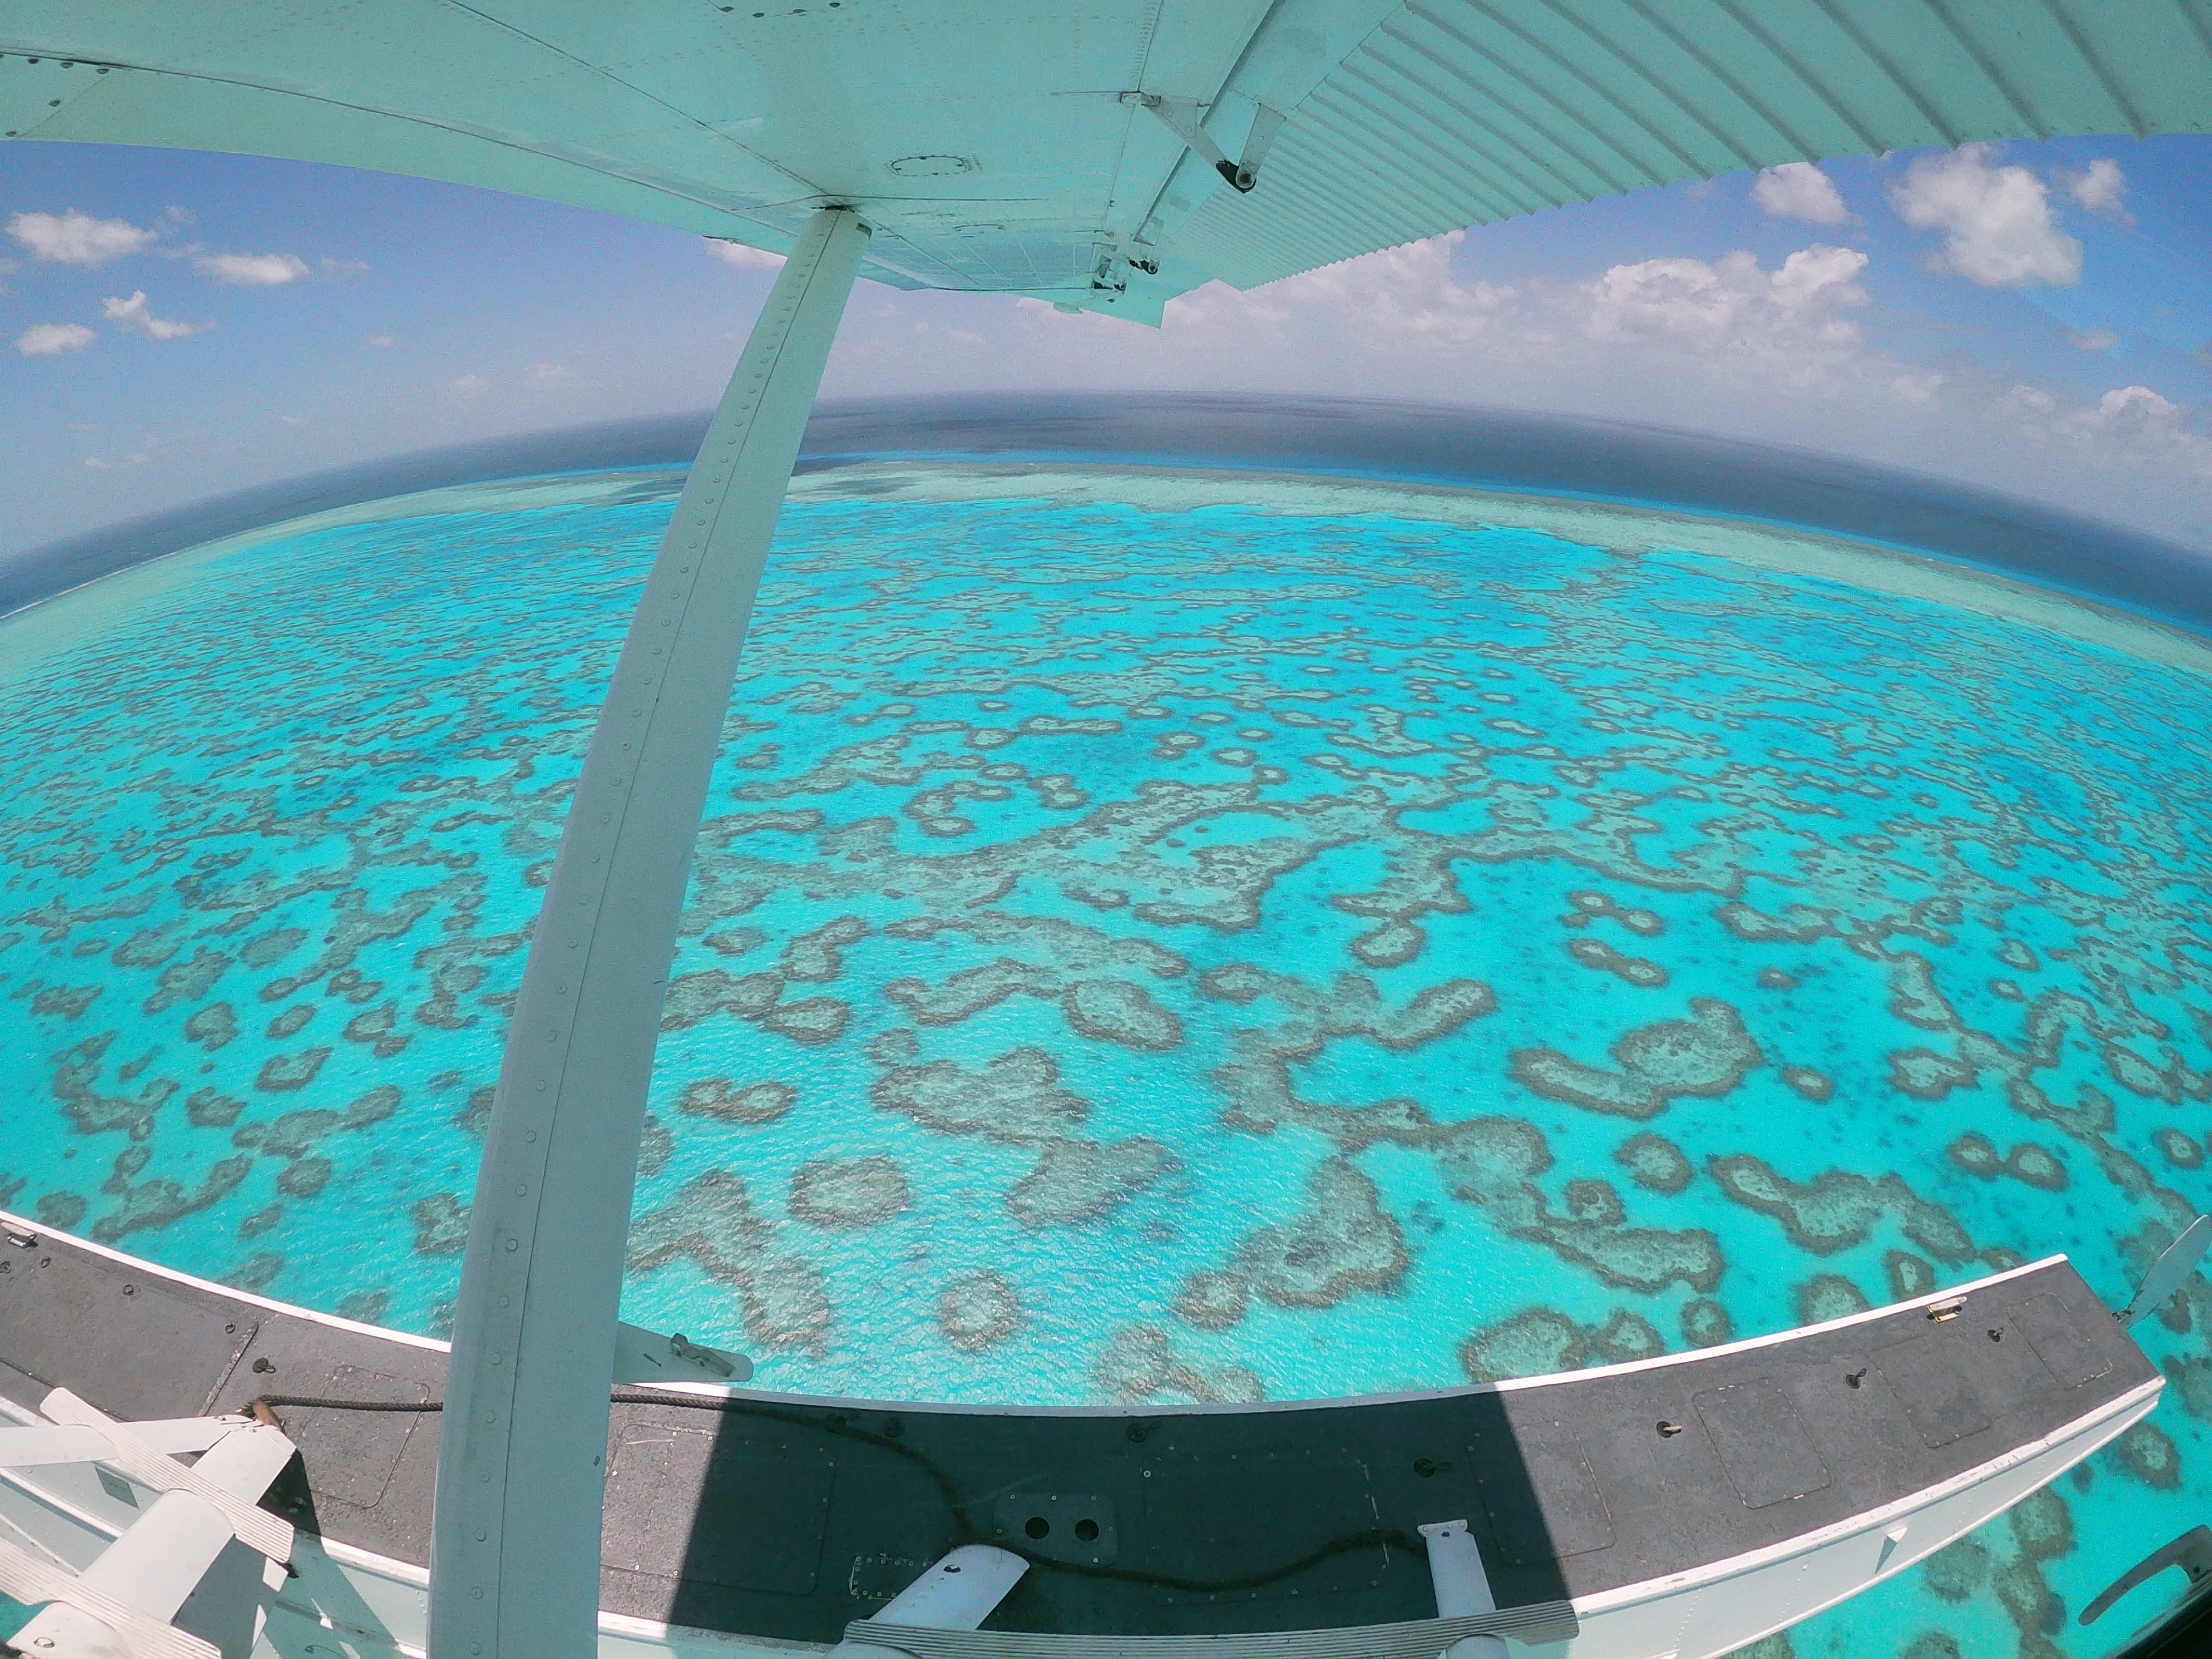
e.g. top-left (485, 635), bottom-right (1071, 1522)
top-left (101, 290), bottom-right (212, 340)
top-left (15, 321), bottom-right (96, 356)
top-left (279, 413), bottom-right (310, 426)
top-left (1972, 380), bottom-right (2212, 488)
top-left (449, 374), bottom-right (489, 395)
top-left (1258, 230), bottom-right (1525, 347)
top-left (195, 250), bottom-right (310, 285)
top-left (8, 209), bottom-right (157, 265)
top-left (522, 361), bottom-right (574, 389)
top-left (705, 237), bottom-right (785, 270)
top-left (2068, 326), bottom-right (2119, 352)
top-left (1587, 244), bottom-right (1868, 350)
top-left (1751, 163), bottom-right (1848, 224)
top-left (82, 451), bottom-right (150, 471)
top-left (2068, 158), bottom-right (2133, 224)
top-left (366, 333), bottom-right (397, 348)
top-left (2094, 384), bottom-right (2184, 428)
top-left (318, 256), bottom-right (369, 276)
top-left (1889, 145), bottom-right (2080, 287)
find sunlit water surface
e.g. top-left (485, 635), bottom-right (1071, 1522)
top-left (3, 461), bottom-right (2210, 1659)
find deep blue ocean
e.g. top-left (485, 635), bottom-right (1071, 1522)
top-left (2, 402), bottom-right (2210, 1658)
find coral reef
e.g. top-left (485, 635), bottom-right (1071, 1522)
top-left (4, 462), bottom-right (2210, 1659)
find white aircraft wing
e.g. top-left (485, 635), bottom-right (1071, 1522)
top-left (2, 1), bottom-right (2207, 321)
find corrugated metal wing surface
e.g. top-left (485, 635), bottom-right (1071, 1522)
top-left (2, 1), bottom-right (2208, 309)
top-left (1174, 0), bottom-right (2212, 292)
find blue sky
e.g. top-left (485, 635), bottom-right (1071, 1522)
top-left (3, 132), bottom-right (2209, 557)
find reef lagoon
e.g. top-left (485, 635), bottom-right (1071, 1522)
top-left (3, 454), bottom-right (2211, 1659)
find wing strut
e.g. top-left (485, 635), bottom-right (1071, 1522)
top-left (427, 206), bottom-right (870, 1659)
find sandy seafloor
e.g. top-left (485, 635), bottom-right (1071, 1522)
top-left (3, 460), bottom-right (2211, 1659)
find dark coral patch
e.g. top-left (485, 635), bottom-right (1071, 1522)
top-left (183, 1002), bottom-right (239, 1050)
top-left (34, 1191), bottom-right (87, 1230)
top-left (1889, 1047), bottom-right (1976, 1101)
top-left (91, 1154), bottom-right (252, 1243)
top-left (1457, 1304), bottom-right (1665, 1382)
top-left (2009, 1487), bottom-right (2074, 1561)
top-left (678, 1078), bottom-right (796, 1124)
top-left (1007, 1138), bottom-right (1176, 1228)
top-left (1061, 979), bottom-right (1184, 1050)
top-left (1614, 1132), bottom-right (1692, 1194)
top-left (337, 1289), bottom-right (392, 1324)
top-left (2153, 1126), bottom-right (2205, 1170)
top-left (939, 1269), bottom-right (1021, 1352)
top-left (659, 970), bottom-right (780, 1031)
top-left (760, 996), bottom-right (851, 1044)
top-left (871, 1047), bottom-right (1090, 1142)
top-left (264, 1004), bottom-right (316, 1040)
top-left (414, 1193), bottom-right (471, 1255)
top-left (628, 1170), bottom-right (833, 1356)
top-left (1565, 937), bottom-right (1669, 988)
top-left (1173, 1270), bottom-right (1250, 1332)
top-left (276, 1156), bottom-right (333, 1198)
top-left (791, 1155), bottom-right (913, 1229)
top-left (1680, 1298), bottom-right (1732, 1347)
top-left (1712, 1155), bottom-right (1975, 1264)
top-left (1511, 997), bottom-right (1761, 1119)
top-left (1945, 1131), bottom-right (2068, 1190)
top-left (1884, 1250), bottom-right (1937, 1300)
top-left (1922, 1535), bottom-right (1988, 1603)
top-left (2111, 1420), bottom-right (2183, 1490)
top-left (1094, 1324), bottom-right (1264, 1405)
top-left (1233, 1159), bottom-right (1409, 1309)
top-left (255, 1045), bottom-right (332, 1093)
top-left (186, 1087), bottom-right (244, 1127)
top-left (1794, 1273), bottom-right (1870, 1325)
top-left (1780, 1065), bottom-right (1833, 1102)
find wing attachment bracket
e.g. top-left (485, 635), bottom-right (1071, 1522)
top-left (1124, 93), bottom-right (1279, 193)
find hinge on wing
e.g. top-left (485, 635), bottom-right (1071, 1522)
top-left (1123, 93), bottom-right (1282, 193)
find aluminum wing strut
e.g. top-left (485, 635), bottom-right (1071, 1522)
top-left (427, 206), bottom-right (869, 1659)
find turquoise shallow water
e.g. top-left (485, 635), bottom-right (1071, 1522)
top-left (3, 459), bottom-right (2211, 1658)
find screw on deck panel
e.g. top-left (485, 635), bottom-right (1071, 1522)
top-left (1846, 1368), bottom-right (1869, 1389)
top-left (1657, 1420), bottom-right (1684, 1436)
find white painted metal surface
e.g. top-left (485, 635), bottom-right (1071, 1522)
top-left (0, 1424), bottom-right (111, 1467)
top-left (833, 1545), bottom-right (1031, 1659)
top-left (612, 1321), bottom-right (752, 1387)
top-left (0, 1398), bottom-right (300, 1659)
top-left (0, 1316), bottom-right (2163, 1659)
top-left (1567, 1378), bottom-right (2163, 1659)
top-left (1419, 1521), bottom-right (1506, 1659)
top-left (37, 1392), bottom-right (290, 1564)
top-left (2, 4), bottom-right (2209, 318)
top-left (72, 1491), bottom-right (237, 1619)
top-left (427, 206), bottom-right (870, 1659)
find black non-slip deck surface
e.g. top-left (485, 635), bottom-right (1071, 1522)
top-left (0, 1222), bottom-right (2157, 1645)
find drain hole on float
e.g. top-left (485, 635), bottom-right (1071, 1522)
top-left (1025, 1516), bottom-right (1050, 1540)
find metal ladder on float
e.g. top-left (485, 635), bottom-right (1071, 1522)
top-left (0, 1390), bottom-right (298, 1659)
